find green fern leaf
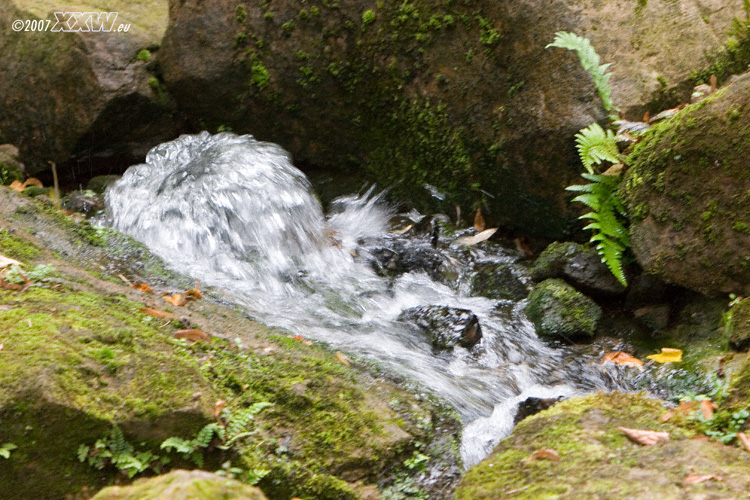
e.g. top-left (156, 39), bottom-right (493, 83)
top-left (160, 437), bottom-right (194, 455)
top-left (193, 423), bottom-right (223, 448)
top-left (574, 124), bottom-right (620, 173)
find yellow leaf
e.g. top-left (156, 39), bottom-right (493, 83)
top-left (456, 228), bottom-right (497, 246)
top-left (9, 180), bottom-right (25, 192)
top-left (646, 347), bottom-right (682, 363)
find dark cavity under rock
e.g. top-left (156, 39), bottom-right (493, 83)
top-left (514, 396), bottom-right (564, 425)
top-left (400, 305), bottom-right (482, 350)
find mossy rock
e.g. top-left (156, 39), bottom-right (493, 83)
top-left (456, 392), bottom-right (750, 500)
top-left (725, 297), bottom-right (750, 351)
top-left (470, 262), bottom-right (528, 301)
top-left (0, 186), bottom-right (461, 499)
top-left (524, 278), bottom-right (602, 339)
top-left (0, 144), bottom-right (24, 184)
top-left (623, 72), bottom-right (750, 296)
top-left (91, 470), bottom-right (267, 500)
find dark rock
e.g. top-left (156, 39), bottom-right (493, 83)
top-left (725, 298), bottom-right (750, 352)
top-left (0, 144), bottom-right (24, 184)
top-left (471, 262), bottom-right (528, 301)
top-left (366, 239), bottom-right (444, 279)
top-left (513, 396), bottom-right (563, 425)
top-left (633, 304), bottom-right (671, 332)
top-left (524, 279), bottom-right (602, 340)
top-left (624, 72), bottom-right (750, 296)
top-left (531, 242), bottom-right (626, 297)
top-left (625, 273), bottom-right (672, 310)
top-left (62, 191), bottom-right (104, 216)
top-left (86, 175), bottom-right (122, 194)
top-left (400, 305), bottom-right (482, 349)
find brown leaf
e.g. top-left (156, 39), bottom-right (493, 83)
top-left (9, 180), bottom-right (25, 192)
top-left (288, 334), bottom-right (313, 346)
top-left (185, 281), bottom-right (202, 301)
top-left (0, 267), bottom-right (30, 291)
top-left (710, 74), bottom-right (717, 93)
top-left (526, 448), bottom-right (560, 462)
top-left (117, 274), bottom-right (132, 285)
top-left (23, 177), bottom-right (43, 188)
top-left (138, 283), bottom-right (154, 294)
top-left (173, 329), bottom-right (211, 342)
top-left (683, 474), bottom-right (723, 484)
top-left (456, 228), bottom-right (498, 246)
top-left (618, 427), bottom-right (669, 446)
top-left (335, 351), bottom-right (351, 366)
top-left (140, 307), bottom-right (178, 320)
top-left (163, 293), bottom-right (187, 307)
top-left (601, 351), bottom-right (644, 369)
top-left (0, 254), bottom-right (24, 269)
top-left (473, 208), bottom-right (485, 232)
top-left (699, 400), bottom-right (717, 420)
top-left (738, 432), bottom-right (750, 453)
top-left (214, 400), bottom-right (226, 418)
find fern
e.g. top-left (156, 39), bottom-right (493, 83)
top-left (224, 403), bottom-right (273, 444)
top-left (567, 173), bottom-right (629, 286)
top-left (574, 123), bottom-right (620, 173)
top-left (547, 31), bottom-right (618, 114)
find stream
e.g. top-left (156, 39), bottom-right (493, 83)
top-left (102, 132), bottom-right (630, 468)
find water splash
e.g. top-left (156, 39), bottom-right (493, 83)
top-left (104, 132), bottom-right (622, 468)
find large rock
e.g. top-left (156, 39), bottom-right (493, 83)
top-left (623, 72), bottom-right (750, 296)
top-left (400, 305), bottom-right (483, 349)
top-left (524, 278), bottom-right (602, 340)
top-left (0, 1), bottom-right (175, 179)
top-left (91, 470), bottom-right (267, 500)
top-left (158, 0), bottom-right (742, 238)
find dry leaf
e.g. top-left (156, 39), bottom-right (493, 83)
top-left (601, 351), bottom-right (644, 369)
top-left (526, 448), bottom-right (560, 462)
top-left (602, 163), bottom-right (624, 176)
top-left (9, 180), bottom-right (25, 192)
top-left (288, 334), bottom-right (312, 346)
top-left (646, 347), bottom-right (682, 364)
top-left (0, 254), bottom-right (24, 269)
top-left (117, 274), bottom-right (132, 285)
top-left (456, 228), bottom-right (498, 246)
top-left (185, 281), bottom-right (202, 301)
top-left (214, 400), bottom-right (226, 418)
top-left (0, 267), bottom-right (30, 291)
top-left (163, 293), bottom-right (187, 307)
top-left (173, 329), bottom-right (211, 342)
top-left (683, 474), bottom-right (723, 484)
top-left (23, 178), bottom-right (43, 188)
top-left (335, 351), bottom-right (351, 366)
top-left (140, 307), bottom-right (178, 319)
top-left (473, 208), bottom-right (486, 232)
top-left (392, 224), bottom-right (414, 235)
top-left (662, 401), bottom-right (699, 422)
top-left (618, 427), bottom-right (669, 446)
top-left (738, 432), bottom-right (750, 453)
top-left (699, 400), bottom-right (717, 420)
top-left (137, 283), bottom-right (154, 294)
top-left (710, 74), bottom-right (717, 93)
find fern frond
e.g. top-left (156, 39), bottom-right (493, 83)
top-left (547, 31), bottom-right (619, 113)
top-left (225, 403), bottom-right (272, 440)
top-left (160, 437), bottom-right (194, 454)
top-left (574, 124), bottom-right (620, 173)
top-left (193, 423), bottom-right (223, 448)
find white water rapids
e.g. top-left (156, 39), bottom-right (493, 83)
top-left (103, 132), bottom-right (626, 467)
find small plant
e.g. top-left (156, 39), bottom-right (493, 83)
top-left (215, 460), bottom-right (269, 485)
top-left (0, 442), bottom-right (17, 459)
top-left (403, 451), bottom-right (429, 472)
top-left (547, 31), bottom-right (618, 115)
top-left (362, 9), bottom-right (376, 27)
top-left (136, 49), bottom-right (151, 63)
top-left (78, 426), bottom-right (166, 478)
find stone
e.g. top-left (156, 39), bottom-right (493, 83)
top-left (400, 305), bottom-right (482, 349)
top-left (725, 297), bottom-right (750, 352)
top-left (633, 304), bottom-right (671, 332)
top-left (513, 396), bottom-right (562, 425)
top-left (471, 262), bottom-right (528, 301)
top-left (624, 72), bottom-right (750, 295)
top-left (90, 470), bottom-right (267, 500)
top-left (524, 279), bottom-right (602, 340)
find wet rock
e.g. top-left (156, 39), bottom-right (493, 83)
top-left (400, 305), bottom-right (482, 349)
top-left (87, 175), bottom-right (123, 194)
top-left (62, 190), bottom-right (104, 216)
top-left (531, 241), bottom-right (626, 297)
top-left (90, 469), bottom-right (267, 500)
top-left (524, 279), bottom-right (602, 340)
top-left (365, 239), bottom-right (444, 279)
top-left (0, 1), bottom-right (177, 178)
top-left (725, 297), bottom-right (750, 352)
top-left (513, 396), bottom-right (562, 425)
top-left (624, 72), bottom-right (750, 296)
top-left (633, 304), bottom-right (671, 332)
top-left (471, 262), bottom-right (528, 301)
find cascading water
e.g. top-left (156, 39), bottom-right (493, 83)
top-left (104, 132), bottom-right (627, 468)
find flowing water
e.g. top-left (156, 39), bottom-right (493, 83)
top-left (103, 132), bottom-right (627, 468)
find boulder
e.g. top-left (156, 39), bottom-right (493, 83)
top-left (157, 0), bottom-right (742, 239)
top-left (623, 72), bottom-right (750, 296)
top-left (400, 305), bottom-right (482, 349)
top-left (0, 1), bottom-right (176, 179)
top-left (471, 262), bottom-right (528, 301)
top-left (0, 144), bottom-right (24, 184)
top-left (531, 241), bottom-right (626, 297)
top-left (90, 470), bottom-right (267, 500)
top-left (725, 297), bottom-right (750, 352)
top-left (524, 278), bottom-right (602, 340)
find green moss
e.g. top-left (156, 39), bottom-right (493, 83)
top-left (236, 4), bottom-right (247, 23)
top-left (524, 279), bottom-right (602, 339)
top-left (0, 228), bottom-right (41, 261)
top-left (362, 9), bottom-right (376, 28)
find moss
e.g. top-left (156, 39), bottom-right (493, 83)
top-left (0, 228), bottom-right (41, 260)
top-left (362, 9), bottom-right (376, 28)
top-left (456, 392), bottom-right (750, 500)
top-left (524, 279), bottom-right (602, 339)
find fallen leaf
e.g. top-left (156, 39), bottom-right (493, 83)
top-left (601, 351), bottom-right (644, 369)
top-left (117, 274), bottom-right (132, 285)
top-left (23, 177), bottom-right (43, 188)
top-left (9, 180), bottom-right (25, 192)
top-left (214, 400), bottom-right (226, 418)
top-left (185, 281), bottom-right (202, 301)
top-left (288, 334), bottom-right (312, 346)
top-left (738, 432), bottom-right (750, 453)
top-left (699, 400), bottom-right (717, 420)
top-left (0, 267), bottom-right (30, 291)
top-left (391, 224), bottom-right (414, 236)
top-left (618, 427), bottom-right (670, 446)
top-left (602, 163), bottom-right (624, 175)
top-left (526, 448), bottom-right (560, 462)
top-left (456, 228), bottom-right (498, 246)
top-left (163, 293), bottom-right (187, 307)
top-left (646, 347), bottom-right (682, 363)
top-left (683, 474), bottom-right (724, 484)
top-left (662, 401), bottom-right (699, 422)
top-left (710, 74), bottom-right (717, 93)
top-left (473, 208), bottom-right (486, 232)
top-left (140, 307), bottom-right (178, 319)
top-left (335, 351), bottom-right (351, 366)
top-left (173, 329), bottom-right (211, 342)
top-left (137, 283), bottom-right (154, 294)
top-left (0, 254), bottom-right (24, 269)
